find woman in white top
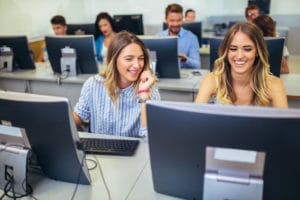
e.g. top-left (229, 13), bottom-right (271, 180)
top-left (195, 22), bottom-right (288, 108)
top-left (94, 12), bottom-right (117, 64)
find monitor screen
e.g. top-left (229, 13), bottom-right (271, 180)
top-left (67, 23), bottom-right (95, 35)
top-left (114, 14), bottom-right (144, 35)
top-left (209, 37), bottom-right (284, 77)
top-left (0, 36), bottom-right (35, 70)
top-left (45, 35), bottom-right (98, 74)
top-left (248, 0), bottom-right (271, 14)
top-left (140, 36), bottom-right (180, 78)
top-left (0, 91), bottom-right (91, 184)
top-left (146, 101), bottom-right (300, 200)
top-left (163, 22), bottom-right (202, 47)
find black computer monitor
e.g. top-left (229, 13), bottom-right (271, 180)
top-left (45, 35), bottom-right (98, 74)
top-left (114, 14), bottom-right (144, 35)
top-left (67, 23), bottom-right (95, 35)
top-left (146, 101), bottom-right (300, 200)
top-left (0, 36), bottom-right (35, 70)
top-left (248, 0), bottom-right (271, 14)
top-left (140, 36), bottom-right (180, 78)
top-left (209, 37), bottom-right (284, 77)
top-left (163, 21), bottom-right (202, 47)
top-left (0, 91), bottom-right (91, 185)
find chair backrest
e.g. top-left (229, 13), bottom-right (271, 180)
top-left (209, 37), bottom-right (284, 77)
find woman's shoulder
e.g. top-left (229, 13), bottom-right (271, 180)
top-left (268, 75), bottom-right (285, 93)
top-left (84, 74), bottom-right (105, 86)
top-left (203, 72), bottom-right (216, 84)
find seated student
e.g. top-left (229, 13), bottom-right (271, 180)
top-left (245, 4), bottom-right (260, 21)
top-left (37, 15), bottom-right (67, 62)
top-left (185, 9), bottom-right (196, 22)
top-left (252, 14), bottom-right (290, 74)
top-left (94, 12), bottom-right (117, 64)
top-left (73, 31), bottom-right (160, 137)
top-left (157, 3), bottom-right (201, 69)
top-left (195, 22), bottom-right (288, 108)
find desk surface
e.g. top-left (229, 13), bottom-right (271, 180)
top-left (0, 133), bottom-right (180, 200)
top-left (0, 61), bottom-right (299, 102)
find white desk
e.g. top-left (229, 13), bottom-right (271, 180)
top-left (0, 132), bottom-right (181, 200)
top-left (127, 162), bottom-right (184, 200)
top-left (0, 63), bottom-right (209, 106)
top-left (1, 133), bottom-right (150, 200)
top-left (0, 62), bottom-right (299, 107)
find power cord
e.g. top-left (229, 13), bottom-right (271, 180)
top-left (0, 174), bottom-right (31, 200)
top-left (0, 144), bottom-right (36, 200)
top-left (56, 69), bottom-right (70, 85)
top-left (85, 158), bottom-right (97, 170)
top-left (70, 154), bottom-right (86, 200)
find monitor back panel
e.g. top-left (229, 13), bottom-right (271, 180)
top-left (0, 36), bottom-right (35, 70)
top-left (0, 93), bottom-right (90, 184)
top-left (141, 37), bottom-right (180, 78)
top-left (67, 23), bottom-right (95, 35)
top-left (45, 36), bottom-right (98, 74)
top-left (147, 102), bottom-right (300, 200)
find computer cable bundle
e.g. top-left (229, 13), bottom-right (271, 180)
top-left (0, 144), bottom-right (37, 200)
top-left (56, 69), bottom-right (70, 85)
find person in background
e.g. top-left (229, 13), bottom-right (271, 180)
top-left (252, 14), bottom-right (290, 74)
top-left (37, 15), bottom-right (67, 62)
top-left (73, 31), bottom-right (160, 137)
top-left (185, 9), bottom-right (196, 22)
top-left (195, 22), bottom-right (288, 108)
top-left (94, 12), bottom-right (117, 64)
top-left (245, 4), bottom-right (260, 21)
top-left (157, 3), bottom-right (201, 69)
top-left (50, 15), bottom-right (67, 36)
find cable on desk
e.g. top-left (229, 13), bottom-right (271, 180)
top-left (85, 158), bottom-right (97, 171)
top-left (56, 69), bottom-right (70, 85)
top-left (70, 153), bottom-right (86, 200)
top-left (0, 144), bottom-right (35, 200)
top-left (93, 155), bottom-right (111, 200)
top-left (124, 159), bottom-right (150, 200)
top-left (25, 80), bottom-right (32, 93)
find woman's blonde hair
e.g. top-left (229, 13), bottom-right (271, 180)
top-left (100, 31), bottom-right (151, 104)
top-left (213, 22), bottom-right (272, 106)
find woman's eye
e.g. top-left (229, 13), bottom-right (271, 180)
top-left (244, 47), bottom-right (253, 51)
top-left (229, 47), bottom-right (237, 51)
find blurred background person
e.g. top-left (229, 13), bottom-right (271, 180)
top-left (94, 12), bottom-right (117, 64)
top-left (185, 9), bottom-right (196, 22)
top-left (157, 3), bottom-right (200, 69)
top-left (252, 14), bottom-right (289, 74)
top-left (37, 15), bottom-right (67, 62)
top-left (245, 4), bottom-right (260, 21)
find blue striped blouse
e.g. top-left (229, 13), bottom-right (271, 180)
top-left (74, 74), bottom-right (161, 137)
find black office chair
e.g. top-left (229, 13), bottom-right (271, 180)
top-left (209, 37), bottom-right (284, 77)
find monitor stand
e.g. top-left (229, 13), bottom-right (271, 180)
top-left (203, 146), bottom-right (265, 200)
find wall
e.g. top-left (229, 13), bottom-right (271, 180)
top-left (0, 0), bottom-right (300, 53)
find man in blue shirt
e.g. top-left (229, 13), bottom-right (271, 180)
top-left (157, 3), bottom-right (201, 69)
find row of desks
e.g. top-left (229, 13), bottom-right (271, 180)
top-left (0, 61), bottom-right (300, 108)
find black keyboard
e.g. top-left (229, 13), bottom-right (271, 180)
top-left (80, 138), bottom-right (140, 156)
